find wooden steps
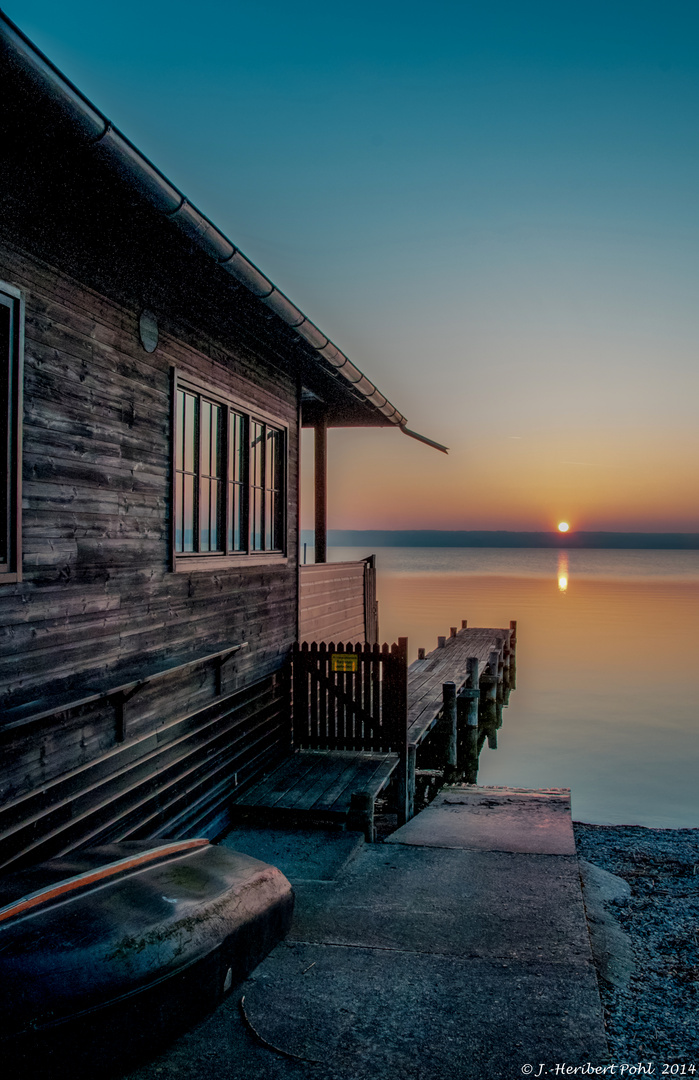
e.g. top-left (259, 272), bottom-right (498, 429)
top-left (231, 749), bottom-right (399, 840)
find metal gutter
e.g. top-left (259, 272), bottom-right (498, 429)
top-left (0, 10), bottom-right (421, 430)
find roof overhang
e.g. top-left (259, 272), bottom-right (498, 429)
top-left (0, 11), bottom-right (448, 441)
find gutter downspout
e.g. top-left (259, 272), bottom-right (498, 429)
top-left (400, 426), bottom-right (449, 454)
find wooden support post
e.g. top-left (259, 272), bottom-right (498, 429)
top-left (438, 635), bottom-right (446, 648)
top-left (407, 743), bottom-right (417, 821)
top-left (417, 647), bottom-right (425, 660)
top-left (443, 681), bottom-right (457, 782)
top-left (450, 626), bottom-right (457, 638)
top-left (363, 554), bottom-right (378, 644)
top-left (460, 685), bottom-right (480, 728)
top-left (457, 689), bottom-right (480, 783)
top-left (394, 636), bottom-right (410, 824)
top-left (348, 791), bottom-right (375, 843)
top-left (467, 656), bottom-right (480, 689)
top-left (461, 619), bottom-right (468, 629)
top-left (463, 725), bottom-right (479, 784)
top-left (480, 652), bottom-right (499, 728)
top-left (314, 419), bottom-right (327, 564)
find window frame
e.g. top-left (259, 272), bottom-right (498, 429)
top-left (171, 369), bottom-right (288, 571)
top-left (0, 281), bottom-right (24, 585)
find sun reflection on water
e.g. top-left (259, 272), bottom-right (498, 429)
top-left (558, 552), bottom-right (569, 592)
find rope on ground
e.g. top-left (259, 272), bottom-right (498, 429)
top-left (239, 995), bottom-right (322, 1064)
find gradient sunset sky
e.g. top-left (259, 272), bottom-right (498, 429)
top-left (11, 0), bottom-right (699, 532)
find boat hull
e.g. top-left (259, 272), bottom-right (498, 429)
top-left (0, 840), bottom-right (293, 1075)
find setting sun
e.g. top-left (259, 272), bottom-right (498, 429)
top-left (558, 522), bottom-right (570, 533)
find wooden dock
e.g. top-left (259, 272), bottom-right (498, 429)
top-left (408, 622), bottom-right (515, 749)
top-left (230, 621), bottom-right (516, 838)
top-left (405, 621), bottom-right (516, 816)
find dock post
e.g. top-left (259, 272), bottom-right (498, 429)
top-left (509, 620), bottom-right (517, 689)
top-left (418, 647), bottom-right (425, 660)
top-left (502, 632), bottom-right (512, 701)
top-left (457, 688), bottom-right (480, 783)
top-left (407, 743), bottom-right (417, 820)
top-left (478, 650), bottom-right (499, 728)
top-left (450, 627), bottom-right (457, 638)
top-left (394, 637), bottom-right (410, 825)
top-left (466, 657), bottom-right (480, 726)
top-left (442, 682), bottom-right (458, 782)
top-left (461, 619), bottom-right (468, 629)
top-left (437, 635), bottom-right (446, 648)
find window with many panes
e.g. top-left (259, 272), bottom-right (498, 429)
top-left (0, 282), bottom-right (23, 584)
top-left (174, 376), bottom-right (286, 561)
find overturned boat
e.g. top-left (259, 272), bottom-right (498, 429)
top-left (0, 839), bottom-right (293, 1076)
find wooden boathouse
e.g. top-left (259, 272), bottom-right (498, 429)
top-left (0, 12), bottom-right (449, 870)
top-left (0, 14), bottom-right (515, 871)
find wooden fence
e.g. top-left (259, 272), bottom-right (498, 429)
top-left (298, 557), bottom-right (378, 645)
top-left (292, 639), bottom-right (407, 757)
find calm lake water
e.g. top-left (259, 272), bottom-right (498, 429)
top-left (330, 546), bottom-right (699, 829)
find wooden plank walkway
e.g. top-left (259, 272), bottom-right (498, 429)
top-left (407, 624), bottom-right (515, 751)
top-left (230, 749), bottom-right (399, 839)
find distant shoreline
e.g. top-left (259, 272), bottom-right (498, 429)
top-left (302, 530), bottom-right (699, 550)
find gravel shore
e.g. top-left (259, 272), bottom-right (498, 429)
top-left (573, 823), bottom-right (699, 1065)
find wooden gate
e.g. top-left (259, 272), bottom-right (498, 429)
top-left (292, 638), bottom-right (408, 756)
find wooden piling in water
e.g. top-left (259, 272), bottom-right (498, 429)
top-left (509, 621), bottom-right (517, 689)
top-left (443, 681), bottom-right (458, 783)
top-left (465, 657), bottom-right (480, 727)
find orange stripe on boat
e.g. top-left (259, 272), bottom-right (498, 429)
top-left (0, 839), bottom-right (209, 925)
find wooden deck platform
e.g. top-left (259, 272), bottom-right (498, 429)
top-left (230, 749), bottom-right (399, 839)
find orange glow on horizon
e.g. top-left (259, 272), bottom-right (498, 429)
top-left (300, 428), bottom-right (699, 535)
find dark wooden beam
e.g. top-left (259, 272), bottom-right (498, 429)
top-left (314, 419), bottom-right (327, 564)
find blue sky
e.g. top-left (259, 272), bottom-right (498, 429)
top-left (8, 0), bottom-right (699, 530)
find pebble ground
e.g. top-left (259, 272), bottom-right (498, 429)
top-left (573, 823), bottom-right (699, 1067)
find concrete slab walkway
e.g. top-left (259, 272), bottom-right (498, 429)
top-left (124, 787), bottom-right (608, 1080)
top-left (387, 784), bottom-right (577, 854)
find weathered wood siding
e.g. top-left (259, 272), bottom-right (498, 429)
top-left (299, 559), bottom-right (377, 644)
top-left (0, 668), bottom-right (290, 871)
top-left (0, 242), bottom-right (301, 854)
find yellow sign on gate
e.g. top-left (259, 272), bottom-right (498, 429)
top-left (331, 653), bottom-right (358, 673)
